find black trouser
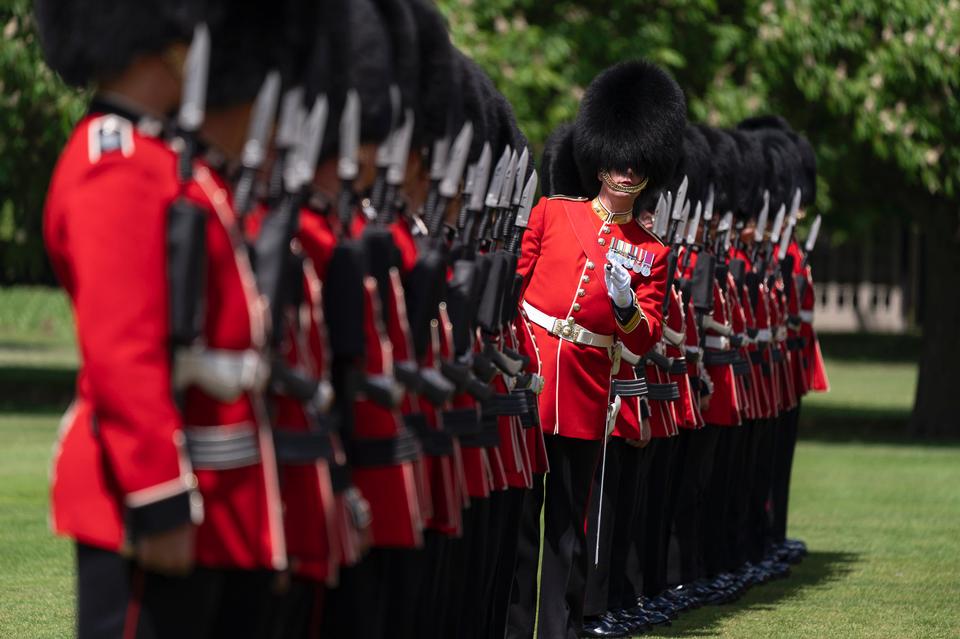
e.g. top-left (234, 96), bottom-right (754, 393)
top-left (453, 496), bottom-right (492, 639)
top-left (672, 426), bottom-right (720, 584)
top-left (737, 418), bottom-right (763, 564)
top-left (529, 435), bottom-right (603, 639)
top-left (506, 473), bottom-right (545, 639)
top-left (489, 487), bottom-right (528, 639)
top-left (624, 437), bottom-right (658, 602)
top-left (755, 416), bottom-right (778, 554)
top-left (703, 425), bottom-right (737, 576)
top-left (322, 547), bottom-right (387, 638)
top-left (641, 435), bottom-right (680, 598)
top-left (76, 544), bottom-right (277, 639)
top-left (413, 531), bottom-right (451, 639)
top-left (723, 423), bottom-right (749, 571)
top-left (772, 403), bottom-right (801, 542)
top-left (585, 438), bottom-right (630, 616)
top-left (607, 442), bottom-right (653, 610)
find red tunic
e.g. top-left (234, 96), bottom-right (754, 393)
top-left (518, 197), bottom-right (668, 441)
top-left (46, 113), bottom-right (285, 570)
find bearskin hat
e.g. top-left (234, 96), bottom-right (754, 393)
top-left (663, 125), bottom-right (713, 212)
top-left (456, 52), bottom-right (489, 162)
top-left (698, 126), bottom-right (739, 216)
top-left (348, 0), bottom-right (396, 144)
top-left (33, 0), bottom-right (201, 87)
top-left (572, 60), bottom-right (687, 201)
top-left (738, 114), bottom-right (817, 206)
top-left (542, 124), bottom-right (586, 198)
top-left (407, 0), bottom-right (459, 145)
top-left (371, 0), bottom-right (420, 117)
top-left (724, 129), bottom-right (765, 218)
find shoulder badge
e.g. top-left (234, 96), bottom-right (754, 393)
top-left (87, 114), bottom-right (135, 164)
top-left (634, 220), bottom-right (666, 246)
top-left (547, 194), bottom-right (589, 201)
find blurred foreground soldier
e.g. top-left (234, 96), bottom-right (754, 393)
top-left (37, 1), bottom-right (290, 636)
top-left (509, 60), bottom-right (685, 639)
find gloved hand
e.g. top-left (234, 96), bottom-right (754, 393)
top-left (605, 262), bottom-right (634, 308)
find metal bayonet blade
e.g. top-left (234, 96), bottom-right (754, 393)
top-left (439, 122), bottom-right (473, 199)
top-left (685, 201), bottom-right (702, 245)
top-left (755, 190), bottom-right (770, 240)
top-left (301, 95), bottom-right (329, 182)
top-left (770, 204), bottom-right (786, 243)
top-left (337, 89), bottom-right (360, 181)
top-left (386, 108), bottom-right (415, 186)
top-left (512, 147), bottom-right (530, 208)
top-left (468, 143), bottom-right (492, 212)
top-left (178, 23), bottom-right (210, 133)
top-left (719, 211), bottom-right (734, 252)
top-left (282, 102), bottom-right (307, 192)
top-left (654, 193), bottom-right (666, 220)
top-left (804, 214), bottom-right (822, 253)
top-left (777, 219), bottom-right (794, 261)
top-left (673, 200), bottom-right (691, 244)
top-left (484, 146), bottom-right (510, 209)
top-left (498, 150), bottom-right (519, 209)
top-left (276, 87), bottom-right (305, 151)
top-left (703, 184), bottom-right (715, 222)
top-left (654, 191), bottom-right (671, 238)
top-left (429, 135), bottom-right (451, 181)
top-left (789, 188), bottom-right (802, 226)
top-left (514, 170), bottom-right (539, 229)
top-left (671, 176), bottom-right (689, 220)
top-left (240, 70), bottom-right (281, 170)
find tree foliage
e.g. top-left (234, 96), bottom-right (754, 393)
top-left (0, 0), bottom-right (86, 284)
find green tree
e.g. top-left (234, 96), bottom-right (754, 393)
top-left (438, 0), bottom-right (959, 435)
top-left (0, 0), bottom-right (86, 284)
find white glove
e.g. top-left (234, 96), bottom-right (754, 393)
top-left (604, 262), bottom-right (634, 309)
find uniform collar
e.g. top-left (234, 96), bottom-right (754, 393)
top-left (88, 95), bottom-right (167, 139)
top-left (591, 197), bottom-right (633, 226)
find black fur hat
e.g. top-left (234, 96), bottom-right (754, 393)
top-left (542, 123), bottom-right (586, 198)
top-left (738, 114), bottom-right (817, 206)
top-left (664, 125), bottom-right (713, 211)
top-left (698, 126), bottom-right (739, 215)
top-left (572, 59), bottom-right (686, 199)
top-left (371, 0), bottom-right (419, 117)
top-left (349, 0), bottom-right (396, 144)
top-left (303, 0), bottom-right (352, 159)
top-left (407, 0), bottom-right (459, 145)
top-left (33, 0), bottom-right (201, 87)
top-left (757, 130), bottom-right (795, 212)
top-left (456, 52), bottom-right (489, 162)
top-left (725, 129), bottom-right (766, 218)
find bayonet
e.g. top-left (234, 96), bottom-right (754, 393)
top-left (770, 204), bottom-right (786, 244)
top-left (788, 188), bottom-right (802, 226)
top-left (498, 150), bottom-right (519, 210)
top-left (285, 95), bottom-right (328, 194)
top-left (512, 147), bottom-right (530, 208)
top-left (673, 200), bottom-right (690, 244)
top-left (484, 146), bottom-right (510, 209)
top-left (467, 143), bottom-right (492, 212)
top-left (685, 201), bottom-right (702, 245)
top-left (755, 190), bottom-right (770, 241)
top-left (804, 214), bottom-right (822, 254)
top-left (276, 88), bottom-right (305, 151)
top-left (515, 171), bottom-right (538, 229)
top-left (337, 89), bottom-right (360, 182)
top-left (654, 191), bottom-right (672, 238)
top-left (429, 135), bottom-right (451, 182)
top-left (386, 108), bottom-right (415, 187)
top-left (671, 175), bottom-right (688, 221)
top-left (234, 70), bottom-right (281, 214)
top-left (439, 122), bottom-right (473, 199)
top-left (654, 193), bottom-right (666, 221)
top-left (719, 211), bottom-right (734, 253)
top-left (703, 185), bottom-right (715, 223)
top-left (177, 23), bottom-right (210, 134)
top-left (777, 218), bottom-right (795, 261)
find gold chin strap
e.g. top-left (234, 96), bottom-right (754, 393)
top-left (600, 169), bottom-right (649, 195)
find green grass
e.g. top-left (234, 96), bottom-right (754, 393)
top-left (0, 286), bottom-right (76, 370)
top-left (3, 416), bottom-right (959, 637)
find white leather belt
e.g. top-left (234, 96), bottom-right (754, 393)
top-left (522, 300), bottom-right (614, 348)
top-left (703, 335), bottom-right (730, 351)
top-left (756, 328), bottom-right (773, 343)
top-left (662, 325), bottom-right (685, 347)
top-left (173, 347), bottom-right (270, 402)
top-left (799, 310), bottom-right (814, 324)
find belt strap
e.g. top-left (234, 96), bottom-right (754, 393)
top-left (647, 382), bottom-right (680, 401)
top-left (273, 429), bottom-right (335, 465)
top-left (732, 358), bottom-right (753, 376)
top-left (328, 462), bottom-right (351, 494)
top-left (611, 377), bottom-right (648, 398)
top-left (442, 407), bottom-right (480, 436)
top-left (770, 349), bottom-right (785, 363)
top-left (787, 336), bottom-right (806, 351)
top-left (483, 392), bottom-right (529, 417)
top-left (749, 350), bottom-right (765, 365)
top-left (703, 350), bottom-right (738, 366)
top-left (703, 335), bottom-right (730, 350)
top-left (799, 310), bottom-right (814, 324)
top-left (404, 413), bottom-right (454, 457)
top-left (350, 428), bottom-right (421, 467)
top-left (519, 390), bottom-right (541, 430)
top-left (459, 410), bottom-right (500, 448)
top-left (522, 300), bottom-right (614, 348)
top-left (184, 424), bottom-right (260, 470)
top-left (669, 357), bottom-right (688, 375)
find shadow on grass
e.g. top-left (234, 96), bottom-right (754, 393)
top-left (0, 366), bottom-right (75, 413)
top-left (648, 551), bottom-right (862, 638)
top-left (797, 405), bottom-right (960, 447)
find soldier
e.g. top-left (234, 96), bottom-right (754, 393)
top-left (37, 1), bottom-right (298, 636)
top-left (509, 60), bottom-right (685, 639)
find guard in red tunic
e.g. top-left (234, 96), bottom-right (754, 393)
top-left (508, 60), bottom-right (685, 639)
top-left (39, 2), bottom-right (295, 636)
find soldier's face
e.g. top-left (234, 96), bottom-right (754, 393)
top-left (597, 168), bottom-right (645, 210)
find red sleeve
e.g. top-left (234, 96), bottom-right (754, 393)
top-left (66, 160), bottom-right (189, 509)
top-left (516, 196), bottom-right (547, 297)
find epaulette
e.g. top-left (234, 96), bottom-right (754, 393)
top-left (634, 220), bottom-right (666, 246)
top-left (547, 194), bottom-right (589, 201)
top-left (87, 114), bottom-right (135, 164)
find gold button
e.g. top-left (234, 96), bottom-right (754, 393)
top-left (586, 261), bottom-right (595, 270)
top-left (598, 238), bottom-right (606, 246)
top-left (602, 226), bottom-right (611, 233)
top-left (577, 289), bottom-right (586, 297)
top-left (573, 303), bottom-right (581, 312)
top-left (582, 275), bottom-right (590, 283)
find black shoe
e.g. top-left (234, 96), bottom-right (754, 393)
top-left (580, 615), bottom-right (629, 638)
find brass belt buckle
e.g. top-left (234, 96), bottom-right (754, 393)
top-left (552, 317), bottom-right (581, 343)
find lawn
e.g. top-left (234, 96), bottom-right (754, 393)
top-left (2, 287), bottom-right (957, 637)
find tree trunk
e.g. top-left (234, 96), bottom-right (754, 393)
top-left (910, 198), bottom-right (960, 437)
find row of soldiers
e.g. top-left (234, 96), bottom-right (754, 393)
top-left (34, 0), bottom-right (827, 638)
